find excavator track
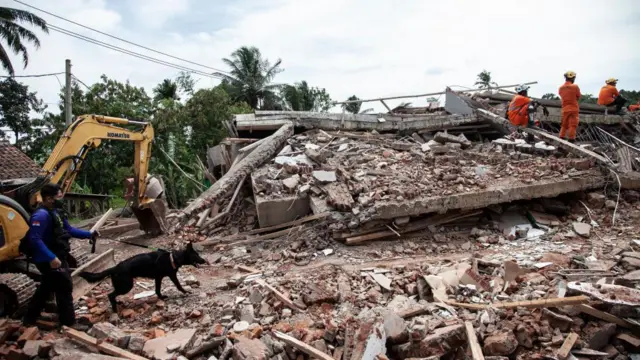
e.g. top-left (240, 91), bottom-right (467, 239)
top-left (0, 273), bottom-right (37, 317)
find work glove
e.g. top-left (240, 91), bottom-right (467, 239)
top-left (90, 230), bottom-right (100, 253)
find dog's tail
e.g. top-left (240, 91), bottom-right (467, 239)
top-left (79, 267), bottom-right (115, 283)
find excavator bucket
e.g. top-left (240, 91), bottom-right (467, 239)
top-left (124, 175), bottom-right (168, 235)
top-left (131, 199), bottom-right (168, 236)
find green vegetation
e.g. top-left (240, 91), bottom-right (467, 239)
top-left (0, 46), bottom-right (335, 208)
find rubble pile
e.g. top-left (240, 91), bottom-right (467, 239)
top-left (14, 189), bottom-right (629, 359)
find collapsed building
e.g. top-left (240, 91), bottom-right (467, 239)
top-left (4, 89), bottom-right (640, 360)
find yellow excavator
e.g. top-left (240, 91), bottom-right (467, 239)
top-left (0, 114), bottom-right (167, 316)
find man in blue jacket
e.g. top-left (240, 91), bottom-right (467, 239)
top-left (22, 183), bottom-right (99, 328)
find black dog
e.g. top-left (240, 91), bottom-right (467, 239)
top-left (79, 243), bottom-right (207, 312)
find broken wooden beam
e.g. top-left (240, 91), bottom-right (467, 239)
top-left (445, 295), bottom-right (589, 310)
top-left (63, 326), bottom-right (147, 360)
top-left (272, 331), bottom-right (333, 360)
top-left (464, 322), bottom-right (485, 360)
top-left (476, 109), bottom-right (613, 167)
top-left (172, 122), bottom-right (294, 231)
top-left (557, 332), bottom-right (579, 360)
top-left (575, 304), bottom-right (633, 328)
top-left (254, 279), bottom-right (303, 311)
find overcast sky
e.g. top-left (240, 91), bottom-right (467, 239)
top-left (5, 0), bottom-right (640, 114)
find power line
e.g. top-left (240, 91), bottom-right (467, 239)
top-left (48, 24), bottom-right (225, 79)
top-left (0, 72), bottom-right (64, 78)
top-left (13, 0), bottom-right (231, 76)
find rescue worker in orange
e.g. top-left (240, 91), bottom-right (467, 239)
top-left (558, 71), bottom-right (581, 143)
top-left (597, 78), bottom-right (627, 113)
top-left (629, 100), bottom-right (640, 112)
top-left (507, 85), bottom-right (537, 142)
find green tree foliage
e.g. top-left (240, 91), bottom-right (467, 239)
top-left (620, 90), bottom-right (640, 105)
top-left (579, 93), bottom-right (598, 104)
top-left (541, 93), bottom-right (559, 100)
top-left (0, 7), bottom-right (48, 75)
top-left (343, 95), bottom-right (362, 114)
top-left (282, 81), bottom-right (332, 112)
top-left (475, 70), bottom-right (498, 89)
top-left (153, 79), bottom-right (179, 101)
top-left (0, 78), bottom-right (45, 148)
top-left (215, 46), bottom-right (283, 109)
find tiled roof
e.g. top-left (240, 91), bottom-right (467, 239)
top-left (0, 140), bottom-right (41, 181)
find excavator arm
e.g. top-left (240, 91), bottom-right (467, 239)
top-left (19, 114), bottom-right (167, 234)
top-left (43, 115), bottom-right (154, 208)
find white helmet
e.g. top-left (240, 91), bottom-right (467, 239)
top-left (515, 84), bottom-right (530, 93)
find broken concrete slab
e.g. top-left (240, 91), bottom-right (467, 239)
top-left (573, 222), bottom-right (591, 238)
top-left (434, 132), bottom-right (471, 148)
top-left (383, 312), bottom-right (409, 345)
top-left (235, 111), bottom-right (480, 133)
top-left (87, 322), bottom-right (130, 349)
top-left (232, 336), bottom-right (270, 360)
top-left (392, 324), bottom-right (465, 359)
top-left (364, 172), bottom-right (605, 220)
top-left (143, 328), bottom-right (197, 360)
top-left (313, 170), bottom-right (337, 183)
top-left (483, 332), bottom-right (518, 356)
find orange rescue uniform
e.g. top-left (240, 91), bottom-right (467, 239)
top-left (508, 95), bottom-right (532, 126)
top-left (630, 103), bottom-right (640, 112)
top-left (597, 84), bottom-right (619, 105)
top-left (558, 81), bottom-right (581, 140)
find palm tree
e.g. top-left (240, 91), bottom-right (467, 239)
top-left (475, 70), bottom-right (498, 89)
top-left (153, 79), bottom-right (179, 101)
top-left (282, 81), bottom-right (314, 111)
top-left (0, 7), bottom-right (48, 75)
top-left (214, 46), bottom-right (283, 109)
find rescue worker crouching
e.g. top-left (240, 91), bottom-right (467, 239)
top-left (22, 183), bottom-right (99, 329)
top-left (629, 100), bottom-right (640, 112)
top-left (558, 71), bottom-right (581, 143)
top-left (598, 78), bottom-right (627, 114)
top-left (507, 84), bottom-right (540, 143)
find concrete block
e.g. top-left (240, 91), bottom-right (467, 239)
top-left (143, 328), bottom-right (197, 360)
top-left (252, 173), bottom-right (310, 228)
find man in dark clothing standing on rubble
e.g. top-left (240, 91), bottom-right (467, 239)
top-left (22, 183), bottom-right (99, 329)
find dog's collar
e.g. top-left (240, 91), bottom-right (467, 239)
top-left (170, 252), bottom-right (176, 269)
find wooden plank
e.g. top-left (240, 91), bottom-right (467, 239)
top-left (273, 331), bottom-right (333, 360)
top-left (616, 333), bottom-right (640, 347)
top-left (247, 212), bottom-right (330, 235)
top-left (397, 305), bottom-right (431, 319)
top-left (90, 208), bottom-right (113, 233)
top-left (63, 326), bottom-right (147, 360)
top-left (557, 332), bottom-right (579, 360)
top-left (576, 304), bottom-right (632, 328)
top-left (254, 226), bottom-right (303, 241)
top-left (99, 222), bottom-right (140, 237)
top-left (380, 99), bottom-right (392, 113)
top-left (254, 279), bottom-right (301, 311)
top-left (195, 208), bottom-right (211, 228)
top-left (464, 322), bottom-right (485, 360)
top-left (446, 296), bottom-right (589, 310)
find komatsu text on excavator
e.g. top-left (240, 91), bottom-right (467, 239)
top-left (0, 115), bottom-right (167, 316)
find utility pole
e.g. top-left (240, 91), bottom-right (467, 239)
top-left (64, 59), bottom-right (72, 126)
